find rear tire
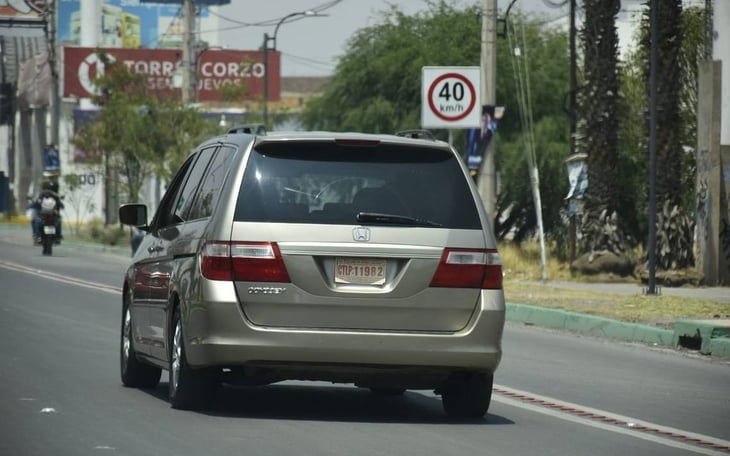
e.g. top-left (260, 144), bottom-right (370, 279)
top-left (42, 237), bottom-right (52, 255)
top-left (169, 306), bottom-right (218, 410)
top-left (120, 294), bottom-right (161, 388)
top-left (441, 372), bottom-right (493, 420)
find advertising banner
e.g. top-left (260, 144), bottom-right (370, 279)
top-left (57, 0), bottom-right (210, 49)
top-left (17, 51), bottom-right (51, 108)
top-left (0, 0), bottom-right (47, 17)
top-left (465, 105), bottom-right (503, 172)
top-left (63, 47), bottom-right (280, 102)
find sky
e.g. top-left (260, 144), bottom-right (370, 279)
top-left (213, 0), bottom-right (552, 77)
top-left (212, 0), bottom-right (706, 77)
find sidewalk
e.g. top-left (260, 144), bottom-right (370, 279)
top-left (507, 279), bottom-right (730, 359)
top-left (1, 222), bottom-right (728, 359)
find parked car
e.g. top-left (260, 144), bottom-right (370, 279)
top-left (118, 127), bottom-right (505, 419)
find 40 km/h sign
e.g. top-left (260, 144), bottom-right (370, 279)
top-left (421, 66), bottom-right (481, 129)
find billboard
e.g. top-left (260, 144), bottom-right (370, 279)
top-left (57, 0), bottom-right (212, 49)
top-left (0, 0), bottom-right (47, 17)
top-left (63, 47), bottom-right (280, 102)
top-left (139, 0), bottom-right (230, 4)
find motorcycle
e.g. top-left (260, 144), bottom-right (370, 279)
top-left (39, 211), bottom-right (59, 256)
top-left (36, 195), bottom-right (61, 256)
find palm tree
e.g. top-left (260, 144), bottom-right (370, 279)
top-left (641, 0), bottom-right (694, 270)
top-left (575, 0), bottom-right (631, 270)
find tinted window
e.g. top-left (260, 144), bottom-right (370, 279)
top-left (234, 142), bottom-right (481, 229)
top-left (171, 146), bottom-right (217, 222)
top-left (152, 154), bottom-right (196, 228)
top-left (188, 146), bottom-right (235, 221)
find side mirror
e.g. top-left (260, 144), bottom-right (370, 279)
top-left (119, 203), bottom-right (149, 229)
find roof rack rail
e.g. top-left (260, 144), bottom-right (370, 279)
top-left (395, 129), bottom-right (435, 140)
top-left (227, 124), bottom-right (267, 135)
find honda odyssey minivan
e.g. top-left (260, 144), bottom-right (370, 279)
top-left (119, 127), bottom-right (505, 419)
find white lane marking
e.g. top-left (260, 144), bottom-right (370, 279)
top-left (0, 260), bottom-right (122, 295)
top-left (494, 384), bottom-right (730, 455)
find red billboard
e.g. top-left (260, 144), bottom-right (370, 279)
top-left (63, 47), bottom-right (280, 102)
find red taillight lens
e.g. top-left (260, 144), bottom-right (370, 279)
top-left (201, 241), bottom-right (291, 282)
top-left (429, 248), bottom-right (503, 289)
top-left (201, 242), bottom-right (233, 281)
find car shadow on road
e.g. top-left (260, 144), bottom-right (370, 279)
top-left (141, 382), bottom-right (514, 425)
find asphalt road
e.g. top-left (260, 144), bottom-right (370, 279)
top-left (1, 234), bottom-right (729, 456)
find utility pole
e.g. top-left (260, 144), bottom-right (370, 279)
top-left (181, 0), bottom-right (195, 104)
top-left (47, 0), bottom-right (60, 147)
top-left (646, 0), bottom-right (658, 294)
top-left (568, 0), bottom-right (578, 262)
top-left (477, 0), bottom-right (497, 229)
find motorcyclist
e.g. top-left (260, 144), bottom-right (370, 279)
top-left (31, 181), bottom-right (63, 244)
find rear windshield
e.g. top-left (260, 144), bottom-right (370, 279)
top-left (233, 141), bottom-right (482, 229)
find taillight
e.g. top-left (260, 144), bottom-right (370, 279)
top-left (334, 138), bottom-right (380, 147)
top-left (429, 248), bottom-right (503, 289)
top-left (201, 242), bottom-right (233, 281)
top-left (201, 241), bottom-right (291, 282)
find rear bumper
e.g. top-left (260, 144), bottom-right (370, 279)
top-left (183, 294), bottom-right (505, 377)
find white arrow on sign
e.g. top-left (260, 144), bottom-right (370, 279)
top-left (421, 66), bottom-right (481, 129)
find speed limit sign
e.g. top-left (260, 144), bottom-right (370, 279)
top-left (421, 66), bottom-right (481, 128)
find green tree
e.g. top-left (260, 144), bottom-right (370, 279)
top-left (627, 2), bottom-right (702, 270)
top-left (302, 2), bottom-right (482, 135)
top-left (61, 173), bottom-right (97, 234)
top-left (301, 2), bottom-right (571, 243)
top-left (73, 51), bottom-right (219, 207)
top-left (617, 5), bottom-right (705, 254)
top-left (496, 16), bottom-right (571, 243)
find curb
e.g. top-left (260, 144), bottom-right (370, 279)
top-left (506, 303), bottom-right (729, 359)
top-left (672, 319), bottom-right (730, 358)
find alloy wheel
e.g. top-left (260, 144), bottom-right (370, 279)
top-left (122, 308), bottom-right (132, 371)
top-left (171, 319), bottom-right (182, 395)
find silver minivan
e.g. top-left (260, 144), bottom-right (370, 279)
top-left (119, 128), bottom-right (505, 419)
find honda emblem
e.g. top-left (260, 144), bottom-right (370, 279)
top-left (352, 227), bottom-right (371, 242)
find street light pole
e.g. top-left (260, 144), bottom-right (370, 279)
top-left (263, 32), bottom-right (273, 126)
top-left (262, 10), bottom-right (326, 127)
top-left (182, 0), bottom-right (196, 104)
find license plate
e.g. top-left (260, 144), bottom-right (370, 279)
top-left (335, 257), bottom-right (386, 285)
top-left (43, 226), bottom-right (56, 235)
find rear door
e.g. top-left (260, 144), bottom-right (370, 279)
top-left (230, 139), bottom-right (494, 332)
top-left (131, 154), bottom-right (196, 354)
top-left (145, 146), bottom-right (219, 361)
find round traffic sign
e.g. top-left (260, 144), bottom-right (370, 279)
top-left (427, 72), bottom-right (477, 122)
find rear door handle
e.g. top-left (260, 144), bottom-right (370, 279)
top-left (147, 245), bottom-right (163, 253)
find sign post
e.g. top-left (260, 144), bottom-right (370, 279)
top-left (421, 66), bottom-right (481, 129)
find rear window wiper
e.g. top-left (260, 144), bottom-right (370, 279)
top-left (356, 212), bottom-right (443, 227)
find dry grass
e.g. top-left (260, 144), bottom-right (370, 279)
top-left (500, 241), bottom-right (574, 282)
top-left (499, 241), bottom-right (730, 328)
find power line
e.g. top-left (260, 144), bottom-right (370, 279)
top-left (205, 0), bottom-right (343, 31)
top-left (281, 51), bottom-right (336, 72)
